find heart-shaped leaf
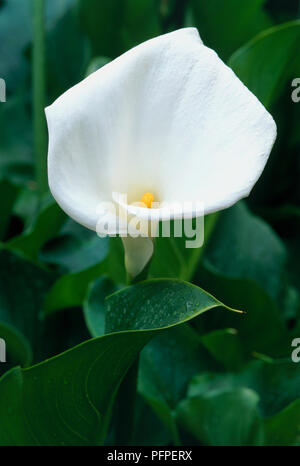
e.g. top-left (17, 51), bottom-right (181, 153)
top-left (229, 20), bottom-right (300, 108)
top-left (176, 388), bottom-right (263, 446)
top-left (0, 279), bottom-right (239, 445)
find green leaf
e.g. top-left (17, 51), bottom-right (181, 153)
top-left (0, 322), bottom-right (32, 376)
top-left (0, 279), bottom-right (238, 445)
top-left (139, 326), bottom-right (217, 408)
top-left (139, 390), bottom-right (180, 446)
top-left (45, 210), bottom-right (217, 310)
top-left (149, 213), bottom-right (219, 280)
top-left (0, 335), bottom-right (142, 446)
top-left (12, 187), bottom-right (39, 228)
top-left (248, 359), bottom-right (300, 417)
top-left (105, 278), bottom-right (239, 333)
top-left (229, 20), bottom-right (300, 108)
top-left (191, 0), bottom-right (272, 61)
top-left (0, 247), bottom-right (54, 360)
top-left (228, 23), bottom-right (300, 206)
top-left (0, 0), bottom-right (32, 92)
top-left (195, 271), bottom-right (290, 358)
top-left (84, 277), bottom-right (221, 443)
top-left (83, 276), bottom-right (118, 337)
top-left (188, 357), bottom-right (300, 418)
top-left (0, 247), bottom-right (87, 365)
top-left (0, 96), bottom-right (34, 184)
top-left (176, 388), bottom-right (264, 446)
top-left (200, 328), bottom-right (246, 371)
top-left (133, 394), bottom-right (172, 446)
top-left (138, 325), bottom-right (218, 444)
top-left (8, 198), bottom-right (66, 260)
top-left (43, 237), bottom-right (125, 316)
top-left (43, 265), bottom-right (107, 316)
top-left (40, 233), bottom-right (109, 274)
top-left (202, 202), bottom-right (287, 304)
top-left (193, 203), bottom-right (291, 357)
top-left (264, 399), bottom-right (300, 446)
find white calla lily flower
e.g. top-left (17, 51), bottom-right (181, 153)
top-left (46, 28), bottom-right (277, 278)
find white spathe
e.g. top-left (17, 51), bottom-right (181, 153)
top-left (46, 28), bottom-right (277, 278)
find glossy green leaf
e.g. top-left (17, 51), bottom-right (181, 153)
top-left (105, 279), bottom-right (239, 333)
top-left (228, 23), bottom-right (300, 206)
top-left (193, 202), bottom-right (291, 357)
top-left (202, 202), bottom-right (286, 304)
top-left (84, 276), bottom-right (222, 443)
top-left (139, 326), bottom-right (217, 409)
top-left (0, 279), bottom-right (237, 445)
top-left (264, 399), bottom-right (300, 446)
top-left (188, 357), bottom-right (300, 418)
top-left (1, 0), bottom-right (299, 448)
top-left (195, 270), bottom-right (290, 357)
top-left (150, 213), bottom-right (219, 280)
top-left (133, 394), bottom-right (172, 446)
top-left (8, 198), bottom-right (66, 260)
top-left (83, 276), bottom-right (118, 337)
top-left (138, 325), bottom-right (218, 443)
top-left (43, 237), bottom-right (125, 315)
top-left (12, 187), bottom-right (39, 228)
top-left (229, 20), bottom-right (300, 108)
top-left (40, 233), bottom-right (109, 274)
top-left (0, 246), bottom-right (54, 360)
top-left (200, 328), bottom-right (246, 371)
top-left (176, 388), bottom-right (263, 446)
top-left (184, 355), bottom-right (300, 446)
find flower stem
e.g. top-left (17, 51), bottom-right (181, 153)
top-left (126, 259), bottom-right (151, 285)
top-left (33, 0), bottom-right (48, 196)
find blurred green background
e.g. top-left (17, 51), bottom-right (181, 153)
top-left (0, 0), bottom-right (300, 446)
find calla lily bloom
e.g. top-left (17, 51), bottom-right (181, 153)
top-left (46, 28), bottom-right (276, 278)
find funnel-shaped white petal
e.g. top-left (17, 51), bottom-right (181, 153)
top-left (46, 27), bottom-right (277, 277)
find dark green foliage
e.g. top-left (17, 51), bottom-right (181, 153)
top-left (0, 0), bottom-right (299, 446)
